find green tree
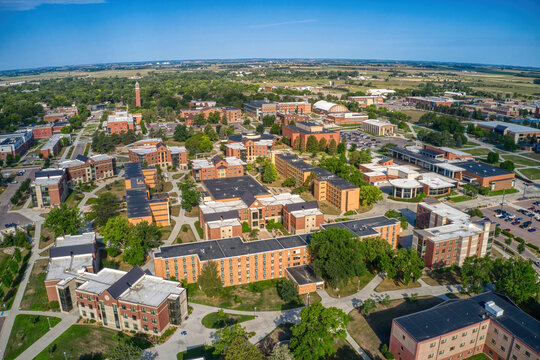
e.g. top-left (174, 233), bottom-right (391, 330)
top-left (461, 255), bottom-right (493, 294)
top-left (225, 336), bottom-right (265, 360)
top-left (173, 124), bottom-right (191, 142)
top-left (122, 238), bottom-right (145, 266)
top-left (494, 258), bottom-right (539, 304)
top-left (102, 216), bottom-right (130, 249)
top-left (256, 124), bottom-right (265, 134)
top-left (318, 137), bottom-right (327, 151)
top-left (212, 324), bottom-right (247, 355)
top-left (204, 124), bottom-right (219, 141)
top-left (309, 228), bottom-right (366, 288)
top-left (487, 151), bottom-right (499, 163)
top-left (179, 179), bottom-right (201, 211)
top-left (87, 192), bottom-right (120, 227)
top-left (359, 185), bottom-right (383, 206)
top-left (361, 237), bottom-right (393, 271)
top-left (290, 303), bottom-right (348, 360)
top-left (499, 160), bottom-right (515, 172)
top-left (306, 135), bottom-right (319, 153)
top-left (337, 142), bottom-right (346, 155)
top-left (277, 279), bottom-right (298, 302)
top-left (262, 115), bottom-right (276, 127)
top-left (293, 136), bottom-right (301, 150)
top-left (262, 162), bottom-right (278, 183)
top-left (328, 139), bottom-right (337, 155)
top-left (13, 248), bottom-right (22, 262)
top-left (198, 261), bottom-right (222, 297)
top-left (139, 120), bottom-right (147, 135)
top-left (270, 123), bottom-right (282, 135)
top-left (8, 259), bottom-right (19, 275)
top-left (269, 344), bottom-right (294, 360)
top-left (282, 177), bottom-right (296, 187)
top-left (362, 298), bottom-right (377, 316)
top-left (108, 340), bottom-right (142, 360)
top-left (393, 248), bottom-right (424, 285)
top-left (517, 242), bottom-right (525, 254)
top-left (44, 204), bottom-right (83, 236)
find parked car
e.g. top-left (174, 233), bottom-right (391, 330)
top-left (528, 228), bottom-right (536, 233)
top-left (512, 221), bottom-right (521, 225)
top-left (503, 228), bottom-right (511, 232)
top-left (528, 207), bottom-right (535, 211)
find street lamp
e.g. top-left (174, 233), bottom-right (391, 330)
top-left (47, 317), bottom-right (51, 330)
top-left (63, 352), bottom-right (67, 360)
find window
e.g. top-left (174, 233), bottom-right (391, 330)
top-left (132, 315), bottom-right (137, 321)
top-left (462, 332), bottom-right (467, 336)
top-left (151, 309), bottom-right (156, 315)
top-left (124, 322), bottom-right (129, 328)
top-left (144, 325), bottom-right (148, 331)
top-left (152, 318), bottom-right (157, 324)
top-left (452, 335), bottom-right (458, 340)
top-left (82, 311), bottom-right (87, 316)
top-left (80, 303), bottom-right (85, 308)
top-left (87, 296), bottom-right (91, 301)
top-left (482, 325), bottom-right (487, 330)
top-left (123, 313), bottom-right (127, 319)
top-left (525, 351), bottom-right (530, 357)
top-left (428, 355), bottom-right (434, 359)
top-left (89, 304), bottom-right (93, 310)
top-left (79, 294), bottom-right (83, 299)
top-left (450, 346), bottom-right (455, 351)
top-left (470, 340), bottom-right (475, 344)
top-left (141, 307), bottom-right (146, 313)
top-left (441, 339), bottom-right (447, 344)
top-left (500, 346), bottom-right (505, 352)
top-left (430, 343), bottom-right (436, 348)
top-left (515, 344), bottom-right (521, 350)
top-left (143, 316), bottom-right (147, 322)
top-left (134, 324), bottom-right (138, 330)
top-left (131, 306), bottom-right (136, 312)
top-left (460, 343), bottom-right (465, 347)
top-left (479, 336), bottom-right (484, 340)
top-left (492, 339), bottom-right (496, 345)
top-left (439, 350), bottom-right (444, 355)
top-left (503, 335), bottom-right (508, 341)
top-left (473, 328), bottom-right (477, 333)
top-left (153, 327), bottom-right (158, 334)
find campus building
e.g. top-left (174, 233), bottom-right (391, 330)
top-left (30, 168), bottom-right (68, 208)
top-left (40, 134), bottom-right (70, 159)
top-left (274, 153), bottom-right (360, 212)
top-left (199, 176), bottom-right (323, 239)
top-left (128, 138), bottom-right (188, 169)
top-left (412, 198), bottom-right (493, 269)
top-left (0, 129), bottom-right (33, 161)
top-left (45, 232), bottom-right (99, 308)
top-left (103, 111), bottom-right (135, 134)
top-left (180, 106), bottom-right (241, 125)
top-left (389, 173), bottom-right (457, 199)
top-left (456, 161), bottom-right (515, 191)
top-left (389, 292), bottom-right (540, 360)
top-left (243, 99), bottom-right (278, 118)
top-left (32, 124), bottom-right (55, 139)
top-left (191, 155), bottom-right (246, 181)
top-left (59, 154), bottom-right (116, 186)
top-left (326, 112), bottom-right (368, 125)
top-left (348, 95), bottom-right (384, 107)
top-left (421, 145), bottom-right (473, 161)
top-left (226, 133), bottom-right (276, 162)
top-left (473, 121), bottom-right (540, 144)
top-left (124, 162), bottom-right (170, 226)
top-left (282, 122), bottom-right (341, 151)
top-left (312, 100), bottom-right (348, 114)
top-left (361, 119), bottom-right (397, 136)
top-left (276, 112), bottom-right (307, 125)
top-left (405, 96), bottom-right (455, 107)
top-left (322, 217), bottom-right (401, 249)
top-left (277, 101), bottom-right (312, 115)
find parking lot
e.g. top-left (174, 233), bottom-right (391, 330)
top-left (342, 130), bottom-right (413, 151)
top-left (482, 198), bottom-right (540, 248)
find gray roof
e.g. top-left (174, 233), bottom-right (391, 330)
top-left (285, 201), bottom-right (319, 212)
top-left (124, 162), bottom-right (144, 179)
top-left (202, 210), bottom-right (239, 222)
top-left (154, 234), bottom-right (310, 262)
top-left (228, 133), bottom-right (275, 143)
top-left (286, 265), bottom-right (324, 286)
top-left (49, 244), bottom-right (95, 258)
top-left (202, 176), bottom-right (269, 200)
top-left (107, 266), bottom-right (145, 299)
top-left (456, 161), bottom-right (514, 178)
top-left (126, 189), bottom-right (151, 218)
top-left (322, 217), bottom-right (400, 238)
top-left (284, 124), bottom-right (336, 135)
top-left (394, 292), bottom-right (540, 353)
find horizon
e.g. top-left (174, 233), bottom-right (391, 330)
top-left (0, 0), bottom-right (539, 71)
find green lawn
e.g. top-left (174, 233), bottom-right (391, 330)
top-left (374, 277), bottom-right (421, 292)
top-left (463, 148), bottom-right (491, 156)
top-left (20, 259), bottom-right (59, 311)
top-left (501, 154), bottom-right (540, 167)
top-left (64, 190), bottom-right (84, 208)
top-left (35, 325), bottom-right (152, 360)
top-left (488, 188), bottom-right (519, 197)
top-left (520, 167), bottom-right (540, 180)
top-left (0, 250), bottom-right (30, 310)
top-left (449, 195), bottom-right (475, 203)
top-left (177, 346), bottom-right (220, 360)
top-left (178, 225), bottom-right (196, 243)
top-left (325, 272), bottom-right (376, 298)
top-left (96, 179), bottom-right (125, 197)
top-left (201, 311), bottom-right (255, 329)
top-left (466, 354), bottom-right (491, 360)
top-left (194, 220), bottom-right (203, 238)
top-left (4, 314), bottom-right (61, 360)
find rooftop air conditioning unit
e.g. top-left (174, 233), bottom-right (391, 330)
top-left (484, 300), bottom-right (504, 317)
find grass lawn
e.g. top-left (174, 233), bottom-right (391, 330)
top-left (400, 110), bottom-right (427, 123)
top-left (329, 338), bottom-right (362, 360)
top-left (187, 279), bottom-right (315, 311)
top-left (325, 272), bottom-right (376, 298)
top-left (177, 346), bottom-right (220, 360)
top-left (172, 173), bottom-right (184, 180)
top-left (5, 314), bottom-right (61, 360)
top-left (0, 251), bottom-right (10, 272)
top-left (39, 226), bottom-right (56, 249)
top-left (35, 324), bottom-right (152, 360)
top-left (466, 354), bottom-right (491, 360)
top-left (96, 179), bottom-right (125, 197)
top-left (488, 188), bottom-right (519, 196)
top-left (170, 205), bottom-right (181, 217)
top-left (501, 154), bottom-right (540, 167)
top-left (201, 311), bottom-right (256, 329)
top-left (449, 195), bottom-right (475, 203)
top-left (421, 267), bottom-right (461, 286)
top-left (347, 297), bottom-right (443, 360)
top-left (178, 224), bottom-right (196, 243)
top-left (159, 219), bottom-right (176, 241)
top-left (1, 249), bottom-right (30, 310)
top-left (525, 152), bottom-right (540, 161)
top-left (194, 221), bottom-right (203, 238)
top-left (163, 181), bottom-right (173, 192)
top-left (20, 259), bottom-right (59, 311)
top-left (64, 191), bottom-right (84, 208)
top-left (520, 167), bottom-right (540, 180)
top-left (185, 205), bottom-right (199, 217)
top-left (463, 148), bottom-right (491, 156)
top-left (374, 277), bottom-right (421, 292)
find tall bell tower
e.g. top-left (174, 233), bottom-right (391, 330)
top-left (135, 81), bottom-right (141, 107)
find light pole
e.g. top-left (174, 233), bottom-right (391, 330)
top-left (47, 317), bottom-right (51, 330)
top-left (63, 352), bottom-right (67, 360)
top-left (254, 307), bottom-right (256, 316)
top-left (306, 292), bottom-right (310, 306)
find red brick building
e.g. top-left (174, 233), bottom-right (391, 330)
top-left (104, 111), bottom-right (135, 134)
top-left (128, 138), bottom-right (188, 169)
top-left (277, 101), bottom-right (312, 114)
top-left (276, 112), bottom-right (307, 125)
top-left (422, 145), bottom-right (473, 161)
top-left (326, 112), bottom-right (368, 125)
top-left (32, 124), bottom-right (54, 138)
top-left (30, 168), bottom-right (68, 208)
top-left (282, 121), bottom-right (340, 150)
top-left (226, 133), bottom-right (276, 162)
top-left (0, 129), bottom-right (34, 161)
top-left (405, 96), bottom-right (455, 107)
top-left (59, 154), bottom-right (116, 185)
top-left (222, 107), bottom-right (242, 123)
top-left (191, 155), bottom-right (246, 181)
top-left (348, 95), bottom-right (383, 107)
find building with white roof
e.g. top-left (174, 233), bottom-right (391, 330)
top-left (312, 100), bottom-right (348, 114)
top-left (366, 89), bottom-right (396, 97)
top-left (59, 154), bottom-right (116, 185)
top-left (191, 155), bottom-right (246, 181)
top-left (103, 111), bottom-right (135, 134)
top-left (30, 168), bottom-right (68, 208)
top-left (362, 119), bottom-right (397, 136)
top-left (474, 120), bottom-right (540, 144)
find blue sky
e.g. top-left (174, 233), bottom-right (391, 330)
top-left (0, 0), bottom-right (539, 70)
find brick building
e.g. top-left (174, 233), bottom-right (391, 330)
top-left (103, 111), bottom-right (135, 134)
top-left (199, 176), bottom-right (323, 240)
top-left (226, 133), bottom-right (276, 162)
top-left (0, 129), bottom-right (33, 161)
top-left (276, 112), bottom-right (307, 125)
top-left (282, 122), bottom-right (340, 151)
top-left (405, 96), bottom-right (455, 107)
top-left (191, 155), bottom-right (246, 181)
top-left (456, 161), bottom-right (515, 191)
top-left (43, 113), bottom-right (67, 123)
top-left (243, 99), bottom-right (278, 118)
top-left (222, 107), bottom-right (242, 123)
top-left (277, 101), bottom-right (312, 114)
top-left (32, 124), bottom-right (54, 138)
top-left (40, 134), bottom-right (70, 159)
top-left (45, 232), bottom-right (98, 306)
top-left (421, 145), bottom-right (473, 161)
top-left (348, 96), bottom-right (384, 107)
top-left (59, 154), bottom-right (116, 185)
top-left (389, 292), bottom-right (540, 360)
top-left (361, 119), bottom-right (397, 136)
top-left (321, 217), bottom-right (401, 249)
top-left (473, 121), bottom-right (540, 144)
top-left (128, 138), bottom-right (188, 169)
top-left (326, 112), bottom-right (368, 125)
top-left (312, 100), bottom-right (348, 114)
top-left (30, 168), bottom-right (69, 208)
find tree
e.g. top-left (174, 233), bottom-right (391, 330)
top-left (212, 324), bottom-right (247, 355)
top-left (282, 177), bottom-right (296, 187)
top-left (139, 120), bottom-right (147, 134)
top-left (487, 151), bottom-right (499, 163)
top-left (293, 136), bottom-right (301, 150)
top-left (270, 123), bottom-right (282, 135)
top-left (290, 303), bottom-right (348, 360)
top-left (225, 336), bottom-right (264, 360)
top-left (87, 192), bottom-right (120, 227)
top-left (102, 216), bottom-right (130, 249)
top-left (318, 137), bottom-right (327, 151)
top-left (269, 344), bottom-right (294, 360)
top-left (13, 248), bottom-right (21, 262)
top-left (262, 162), bottom-right (277, 183)
top-left (204, 124), bottom-right (219, 141)
top-left (179, 179), bottom-right (200, 211)
top-left (122, 238), bottom-right (145, 266)
top-left (517, 242), bottom-right (525, 254)
top-left (337, 142), bottom-right (346, 155)
top-left (460, 255), bottom-right (494, 294)
top-left (494, 258), bottom-right (539, 304)
top-left (359, 185), bottom-right (383, 206)
top-left (277, 279), bottom-right (298, 302)
top-left (256, 124), bottom-right (265, 134)
top-left (306, 135), bottom-right (319, 153)
top-left (393, 248), bottom-right (424, 285)
top-left (328, 139), bottom-right (337, 155)
top-left (362, 298), bottom-right (376, 316)
top-left (262, 115), bottom-right (276, 127)
top-left (198, 261), bottom-right (222, 297)
top-left (309, 228), bottom-right (366, 288)
top-left (173, 124), bottom-right (190, 142)
top-left (44, 204), bottom-right (83, 236)
top-left (499, 160), bottom-right (515, 172)
top-left (108, 341), bottom-right (142, 360)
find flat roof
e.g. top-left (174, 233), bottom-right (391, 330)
top-left (394, 292), bottom-right (540, 353)
top-left (284, 124), bottom-right (336, 135)
top-left (126, 189), bottom-right (151, 218)
top-left (389, 178), bottom-right (421, 189)
top-left (321, 216), bottom-right (400, 239)
top-left (456, 161), bottom-right (514, 178)
top-left (414, 221), bottom-right (484, 242)
top-left (46, 255), bottom-right (94, 281)
top-left (154, 234), bottom-right (311, 262)
top-left (202, 176), bottom-right (269, 201)
top-left (286, 265), bottom-right (324, 286)
top-left (475, 121), bottom-right (540, 134)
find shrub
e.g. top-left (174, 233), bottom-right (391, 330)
top-left (106, 247), bottom-right (120, 257)
top-left (234, 295), bottom-right (242, 303)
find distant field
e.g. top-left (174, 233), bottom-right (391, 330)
top-left (463, 148), bottom-right (490, 156)
top-left (501, 154), bottom-right (540, 167)
top-left (401, 110), bottom-right (427, 123)
top-left (519, 168), bottom-right (540, 181)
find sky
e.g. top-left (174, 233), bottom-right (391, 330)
top-left (0, 0), bottom-right (539, 71)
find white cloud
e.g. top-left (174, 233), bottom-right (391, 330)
top-left (249, 19), bottom-right (317, 29)
top-left (0, 0), bottom-right (105, 11)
